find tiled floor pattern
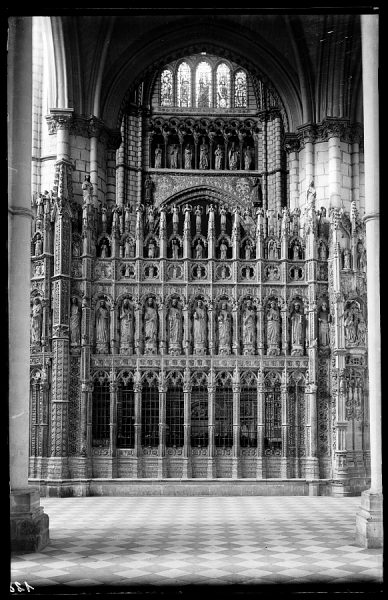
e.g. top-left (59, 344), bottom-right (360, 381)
top-left (10, 496), bottom-right (383, 592)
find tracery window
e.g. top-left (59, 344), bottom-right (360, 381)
top-left (264, 372), bottom-right (282, 454)
top-left (240, 374), bottom-right (257, 447)
top-left (117, 375), bottom-right (135, 448)
top-left (191, 373), bottom-right (208, 447)
top-left (177, 62), bottom-right (191, 107)
top-left (216, 63), bottom-right (230, 108)
top-left (234, 70), bottom-right (247, 108)
top-left (166, 373), bottom-right (184, 447)
top-left (92, 374), bottom-right (110, 448)
top-left (141, 374), bottom-right (159, 447)
top-left (160, 69), bottom-right (173, 107)
top-left (196, 61), bottom-right (212, 108)
top-left (215, 373), bottom-right (233, 447)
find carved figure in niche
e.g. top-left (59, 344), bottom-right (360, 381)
top-left (194, 265), bottom-right (205, 279)
top-left (148, 239), bottom-right (156, 259)
top-left (319, 242), bottom-right (327, 260)
top-left (281, 207), bottom-right (290, 237)
top-left (228, 142), bottom-right (239, 170)
top-left (160, 207), bottom-right (167, 233)
top-left (220, 265), bottom-right (227, 279)
top-left (124, 204), bottom-right (131, 231)
top-left (101, 205), bottom-right (108, 232)
top-left (343, 248), bottom-right (351, 269)
top-left (356, 309), bottom-right (367, 345)
top-left (146, 205), bottom-right (155, 232)
top-left (100, 240), bottom-right (109, 258)
top-left (72, 239), bottom-right (80, 257)
top-left (292, 241), bottom-right (301, 260)
top-left (82, 175), bottom-right (93, 204)
top-left (34, 234), bottom-right (43, 256)
top-left (145, 265), bottom-right (156, 278)
top-left (168, 298), bottom-right (183, 353)
top-left (184, 145), bottom-right (192, 169)
top-left (307, 180), bottom-right (317, 205)
top-left (245, 240), bottom-right (252, 260)
top-left (169, 144), bottom-right (179, 169)
top-left (199, 138), bottom-right (209, 169)
top-left (244, 146), bottom-right (252, 170)
top-left (266, 300), bottom-right (280, 355)
top-left (124, 237), bottom-right (132, 258)
top-left (215, 144), bottom-right (223, 170)
top-left (30, 297), bottom-right (42, 346)
top-left (144, 175), bottom-right (153, 203)
top-left (154, 145), bottom-right (162, 168)
top-left (220, 240), bottom-right (228, 260)
top-left (291, 302), bottom-right (304, 354)
top-left (172, 265), bottom-right (178, 279)
top-left (119, 299), bottom-right (133, 353)
top-left (195, 240), bottom-right (203, 259)
top-left (70, 297), bottom-right (81, 347)
top-left (242, 299), bottom-right (256, 353)
top-left (96, 300), bottom-right (110, 350)
top-left (218, 302), bottom-right (231, 354)
top-left (125, 263), bottom-right (133, 278)
top-left (268, 239), bottom-right (277, 260)
top-left (318, 302), bottom-right (331, 348)
top-left (343, 306), bottom-right (357, 344)
top-left (35, 194), bottom-right (43, 218)
top-left (219, 204), bottom-right (227, 232)
top-left (242, 266), bottom-right (254, 280)
top-left (194, 205), bottom-right (202, 232)
top-left (171, 238), bottom-right (179, 259)
top-left (144, 297), bottom-right (158, 353)
top-left (112, 206), bottom-right (119, 231)
top-left (193, 299), bottom-right (207, 352)
top-left (357, 241), bottom-right (366, 270)
top-left (171, 204), bottom-right (179, 232)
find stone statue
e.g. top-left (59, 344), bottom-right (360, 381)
top-left (124, 237), bottom-right (132, 258)
top-left (171, 239), bottom-right (179, 259)
top-left (268, 239), bottom-right (277, 260)
top-left (199, 138), bottom-right (209, 169)
top-left (266, 300), bottom-right (280, 355)
top-left (291, 302), bottom-right (304, 354)
top-left (356, 241), bottom-right (366, 270)
top-left (148, 239), bottom-right (156, 258)
top-left (195, 240), bottom-right (203, 259)
top-left (307, 180), bottom-right (317, 206)
top-left (160, 207), bottom-right (167, 233)
top-left (218, 302), bottom-right (231, 354)
top-left (215, 144), bottom-right (223, 170)
top-left (119, 299), bottom-right (133, 353)
top-left (144, 297), bottom-right (158, 354)
top-left (168, 298), bottom-right (183, 353)
top-left (154, 145), bottom-right (162, 168)
top-left (34, 235), bottom-right (43, 256)
top-left (193, 299), bottom-right (207, 352)
top-left (100, 240), bottom-right (109, 258)
top-left (147, 205), bottom-right (155, 231)
top-left (82, 175), bottom-right (93, 204)
top-left (319, 242), bottom-right (327, 260)
top-left (220, 240), bottom-right (228, 260)
top-left (96, 300), bottom-right (110, 350)
top-left (194, 205), bottom-right (202, 232)
top-left (171, 204), bottom-right (179, 232)
top-left (293, 241), bottom-right (300, 260)
top-left (242, 299), bottom-right (256, 353)
top-left (281, 207), bottom-right (290, 237)
top-left (70, 297), bottom-right (81, 347)
top-left (244, 146), bottom-right (252, 170)
top-left (318, 302), bottom-right (330, 347)
top-left (219, 204), bottom-right (227, 232)
top-left (343, 248), bottom-right (351, 269)
top-left (343, 305), bottom-right (357, 344)
top-left (245, 240), bottom-right (252, 260)
top-left (30, 297), bottom-right (42, 346)
top-left (125, 204), bottom-right (131, 231)
top-left (144, 175), bottom-right (153, 203)
top-left (169, 144), bottom-right (179, 169)
top-left (184, 145), bottom-right (192, 169)
top-left (228, 142), bottom-right (239, 170)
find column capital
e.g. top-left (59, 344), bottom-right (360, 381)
top-left (46, 108), bottom-right (74, 134)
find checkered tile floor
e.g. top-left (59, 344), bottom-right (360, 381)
top-left (10, 496), bottom-right (383, 593)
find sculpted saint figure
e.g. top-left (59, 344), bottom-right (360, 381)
top-left (82, 175), bottom-right (93, 204)
top-left (70, 297), bottom-right (81, 347)
top-left (318, 302), bottom-right (330, 347)
top-left (184, 145), bottom-right (192, 169)
top-left (291, 302), bottom-right (304, 351)
top-left (199, 138), bottom-right (209, 169)
top-left (195, 240), bottom-right (203, 259)
top-left (144, 297), bottom-right (158, 353)
top-left (266, 300), bottom-right (280, 354)
top-left (31, 298), bottom-right (43, 346)
top-left (193, 299), bottom-right (207, 350)
top-left (242, 299), bottom-right (256, 351)
top-left (100, 240), bottom-right (109, 258)
top-left (343, 248), bottom-right (351, 269)
top-left (119, 299), bottom-right (133, 351)
top-left (218, 302), bottom-right (231, 353)
top-left (154, 145), bottom-right (162, 168)
top-left (169, 144), bottom-right (178, 169)
top-left (215, 144), bottom-right (223, 170)
top-left (35, 235), bottom-right (43, 256)
top-left (228, 142), bottom-right (239, 170)
top-left (168, 298), bottom-right (183, 351)
top-left (244, 146), bottom-right (252, 170)
top-left (220, 240), bottom-right (228, 260)
top-left (171, 239), bottom-right (179, 259)
top-left (96, 300), bottom-right (109, 343)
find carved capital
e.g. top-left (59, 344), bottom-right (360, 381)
top-left (283, 133), bottom-right (300, 154)
top-left (297, 123), bottom-right (317, 147)
top-left (47, 108), bottom-right (74, 133)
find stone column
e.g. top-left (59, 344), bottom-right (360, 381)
top-left (256, 301), bottom-right (264, 356)
top-left (8, 16), bottom-right (49, 551)
top-left (158, 378), bottom-right (167, 478)
top-left (232, 373), bottom-right (241, 478)
top-left (208, 301), bottom-right (215, 356)
top-left (109, 380), bottom-right (118, 478)
top-left (182, 372), bottom-right (192, 478)
top-left (89, 118), bottom-right (104, 208)
top-left (305, 383), bottom-right (319, 481)
top-left (285, 135), bottom-right (300, 212)
top-left (133, 375), bottom-right (142, 477)
top-left (256, 370), bottom-right (265, 478)
top-left (158, 301), bottom-right (166, 356)
top-left (356, 14), bottom-right (383, 548)
top-left (207, 372), bottom-right (216, 478)
top-left (280, 377), bottom-right (289, 478)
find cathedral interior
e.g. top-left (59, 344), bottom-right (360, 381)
top-left (8, 11), bottom-right (382, 559)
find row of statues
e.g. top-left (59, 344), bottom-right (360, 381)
top-left (154, 139), bottom-right (254, 170)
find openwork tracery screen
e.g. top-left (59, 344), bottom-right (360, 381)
top-left (92, 376), bottom-right (110, 448)
top-left (117, 378), bottom-right (135, 448)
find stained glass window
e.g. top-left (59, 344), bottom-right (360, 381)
top-left (177, 62), bottom-right (191, 107)
top-left (160, 69), bottom-right (173, 107)
top-left (196, 61), bottom-right (212, 108)
top-left (234, 70), bottom-right (247, 108)
top-left (216, 63), bottom-right (230, 108)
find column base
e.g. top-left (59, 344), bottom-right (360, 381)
top-left (158, 457), bottom-right (167, 479)
top-left (280, 457), bottom-right (289, 478)
top-left (47, 457), bottom-right (70, 479)
top-left (232, 456), bottom-right (241, 479)
top-left (10, 488), bottom-right (49, 552)
top-left (304, 457), bottom-right (320, 479)
top-left (182, 457), bottom-right (192, 479)
top-left (256, 457), bottom-right (264, 479)
top-left (355, 490), bottom-right (383, 548)
top-left (207, 457), bottom-right (216, 478)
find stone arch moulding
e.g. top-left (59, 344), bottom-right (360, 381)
top-left (99, 19), bottom-right (303, 131)
top-left (156, 184), bottom-right (251, 214)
